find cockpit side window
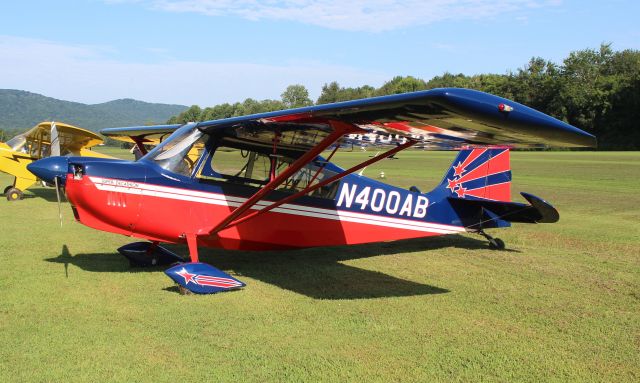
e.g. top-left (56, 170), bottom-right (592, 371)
top-left (195, 146), bottom-right (272, 187)
top-left (194, 143), bottom-right (339, 199)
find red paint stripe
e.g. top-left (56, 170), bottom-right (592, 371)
top-left (464, 182), bottom-right (511, 202)
top-left (196, 277), bottom-right (239, 285)
top-left (196, 279), bottom-right (239, 286)
top-left (196, 275), bottom-right (236, 281)
top-left (196, 275), bottom-right (240, 282)
top-left (196, 280), bottom-right (239, 288)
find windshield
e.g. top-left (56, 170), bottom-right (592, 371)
top-left (6, 134), bottom-right (27, 152)
top-left (142, 123), bottom-right (206, 176)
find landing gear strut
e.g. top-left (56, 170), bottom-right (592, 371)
top-left (477, 230), bottom-right (505, 250)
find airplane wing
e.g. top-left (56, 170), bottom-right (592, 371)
top-left (19, 121), bottom-right (105, 156)
top-left (102, 88), bottom-right (595, 153)
top-left (51, 122), bottom-right (105, 154)
top-left (195, 87), bottom-right (596, 150)
top-left (100, 124), bottom-right (181, 145)
top-left (101, 124), bottom-right (192, 159)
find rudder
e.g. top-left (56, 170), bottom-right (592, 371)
top-left (435, 148), bottom-right (511, 202)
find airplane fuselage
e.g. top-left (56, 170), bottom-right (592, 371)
top-left (64, 158), bottom-right (467, 251)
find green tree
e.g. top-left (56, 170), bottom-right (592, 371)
top-left (377, 76), bottom-right (427, 95)
top-left (201, 103), bottom-right (237, 121)
top-left (560, 44), bottom-right (615, 134)
top-left (172, 105), bottom-right (203, 124)
top-left (316, 82), bottom-right (376, 104)
top-left (317, 82), bottom-right (341, 104)
top-left (281, 85), bottom-right (313, 108)
top-left (425, 72), bottom-right (471, 89)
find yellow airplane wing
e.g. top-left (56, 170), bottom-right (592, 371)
top-left (101, 124), bottom-right (201, 161)
top-left (33, 121), bottom-right (105, 155)
top-left (100, 124), bottom-right (180, 145)
top-left (101, 124), bottom-right (182, 159)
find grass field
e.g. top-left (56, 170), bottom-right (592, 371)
top-left (0, 149), bottom-right (638, 382)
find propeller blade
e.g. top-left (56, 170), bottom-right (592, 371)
top-left (51, 121), bottom-right (61, 157)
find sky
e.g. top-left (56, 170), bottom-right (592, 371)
top-left (1, 0), bottom-right (638, 106)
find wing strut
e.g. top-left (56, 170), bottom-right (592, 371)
top-left (206, 124), bottom-right (354, 236)
top-left (221, 140), bottom-right (416, 231)
top-left (131, 137), bottom-right (149, 156)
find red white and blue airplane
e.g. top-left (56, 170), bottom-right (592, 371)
top-left (28, 88), bottom-right (596, 294)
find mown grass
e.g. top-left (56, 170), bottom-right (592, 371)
top-left (0, 150), bottom-right (638, 382)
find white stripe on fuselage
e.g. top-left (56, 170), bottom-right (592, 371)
top-left (87, 176), bottom-right (466, 234)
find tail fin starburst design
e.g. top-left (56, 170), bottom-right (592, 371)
top-left (441, 148), bottom-right (511, 202)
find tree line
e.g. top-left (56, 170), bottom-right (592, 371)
top-left (168, 44), bottom-right (639, 150)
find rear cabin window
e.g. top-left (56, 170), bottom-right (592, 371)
top-left (195, 145), bottom-right (339, 199)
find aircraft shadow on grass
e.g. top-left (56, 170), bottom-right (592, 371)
top-left (23, 188), bottom-right (64, 202)
top-left (46, 236), bottom-right (513, 299)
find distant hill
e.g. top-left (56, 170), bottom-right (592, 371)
top-left (0, 89), bottom-right (188, 133)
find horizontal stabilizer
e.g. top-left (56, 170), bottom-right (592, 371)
top-left (165, 262), bottom-right (245, 294)
top-left (448, 192), bottom-right (559, 229)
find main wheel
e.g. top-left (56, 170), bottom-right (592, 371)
top-left (6, 188), bottom-right (24, 201)
top-left (3, 185), bottom-right (12, 195)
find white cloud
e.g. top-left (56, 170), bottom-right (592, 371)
top-left (120, 0), bottom-right (563, 32)
top-left (0, 35), bottom-right (389, 105)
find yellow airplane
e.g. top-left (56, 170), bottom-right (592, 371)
top-left (0, 121), bottom-right (112, 201)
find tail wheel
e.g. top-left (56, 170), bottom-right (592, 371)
top-left (3, 186), bottom-right (12, 195)
top-left (6, 188), bottom-right (24, 201)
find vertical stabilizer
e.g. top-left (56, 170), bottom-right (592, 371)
top-left (435, 148), bottom-right (511, 202)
